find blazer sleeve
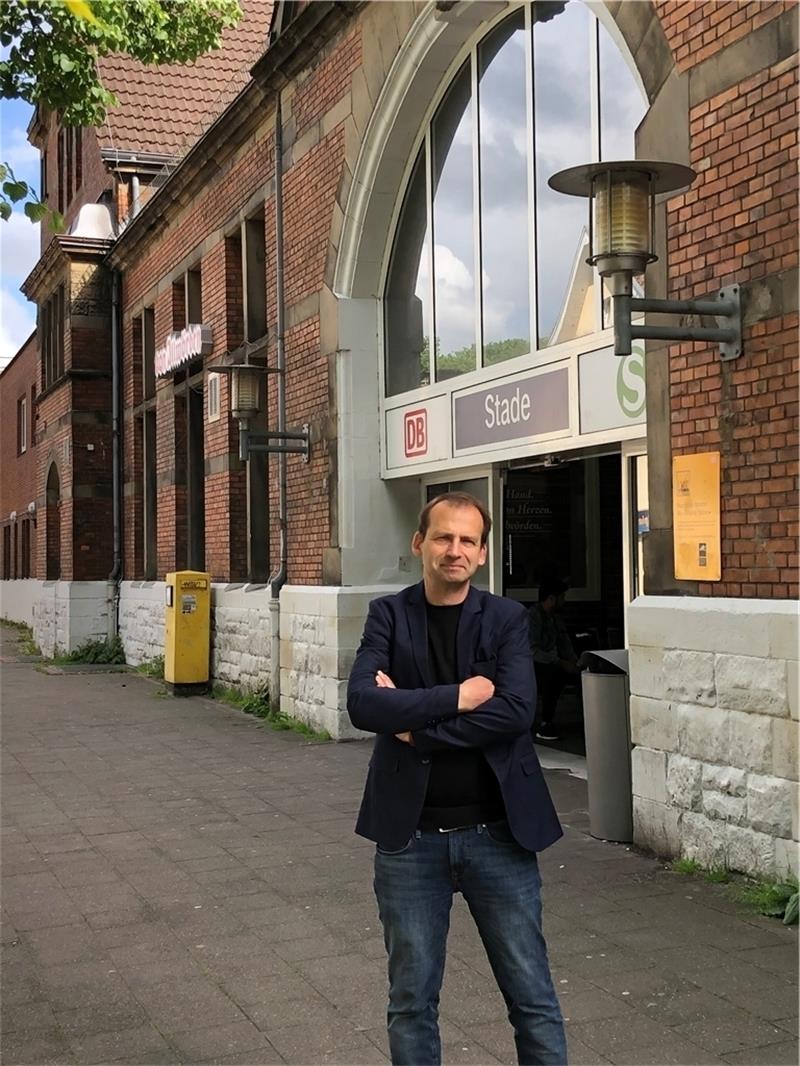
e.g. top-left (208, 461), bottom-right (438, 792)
top-left (411, 608), bottom-right (535, 753)
top-left (347, 598), bottom-right (460, 735)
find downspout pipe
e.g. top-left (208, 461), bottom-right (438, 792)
top-left (269, 89), bottom-right (287, 711)
top-left (107, 268), bottom-right (123, 642)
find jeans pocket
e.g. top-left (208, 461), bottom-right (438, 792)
top-left (376, 836), bottom-right (415, 856)
top-left (483, 819), bottom-right (518, 845)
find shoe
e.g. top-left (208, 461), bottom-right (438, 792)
top-left (535, 729), bottom-right (560, 742)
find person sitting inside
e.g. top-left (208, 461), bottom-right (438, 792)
top-left (528, 577), bottom-right (579, 742)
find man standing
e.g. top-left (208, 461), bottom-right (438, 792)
top-left (347, 492), bottom-right (566, 1066)
top-left (528, 578), bottom-right (579, 742)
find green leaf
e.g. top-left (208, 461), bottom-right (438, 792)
top-left (0, 202), bottom-right (12, 221)
top-left (24, 201), bottom-right (48, 222)
top-left (2, 180), bottom-right (29, 202)
top-left (50, 210), bottom-right (66, 233)
top-left (58, 54), bottom-right (76, 72)
top-left (0, 165), bottom-right (6, 182)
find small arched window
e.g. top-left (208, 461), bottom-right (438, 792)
top-left (383, 0), bottom-right (646, 397)
top-left (46, 462), bottom-right (61, 581)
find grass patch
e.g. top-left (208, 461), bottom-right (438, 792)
top-left (212, 683), bottom-right (330, 741)
top-left (703, 867), bottom-right (731, 884)
top-left (136, 655), bottom-right (165, 679)
top-left (53, 636), bottom-right (126, 665)
top-left (1, 619), bottom-right (41, 656)
top-left (737, 876), bottom-right (798, 924)
top-left (670, 857), bottom-right (701, 875)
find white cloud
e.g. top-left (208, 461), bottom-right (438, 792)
top-left (1, 210), bottom-right (40, 287)
top-left (0, 209), bottom-right (40, 366)
top-left (1, 126), bottom-right (39, 174)
top-left (0, 288), bottom-right (36, 370)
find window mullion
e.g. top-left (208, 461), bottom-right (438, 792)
top-left (471, 44), bottom-right (482, 371)
top-left (525, 1), bottom-right (538, 354)
top-left (590, 17), bottom-right (602, 333)
top-left (425, 126), bottom-right (436, 385)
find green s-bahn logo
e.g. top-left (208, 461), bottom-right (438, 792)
top-left (616, 345), bottom-right (646, 419)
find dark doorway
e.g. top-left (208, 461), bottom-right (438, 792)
top-left (503, 453), bottom-right (623, 755)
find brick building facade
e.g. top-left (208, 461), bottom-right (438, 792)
top-left (1, 0), bottom-right (796, 877)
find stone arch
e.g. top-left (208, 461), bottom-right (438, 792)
top-left (45, 462), bottom-right (61, 581)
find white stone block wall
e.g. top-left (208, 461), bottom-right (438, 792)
top-left (118, 582), bottom-right (166, 665)
top-left (280, 584), bottom-right (404, 739)
top-left (628, 596), bottom-right (799, 880)
top-left (211, 585), bottom-right (273, 689)
top-left (0, 579), bottom-right (40, 628)
top-left (31, 582), bottom-right (110, 657)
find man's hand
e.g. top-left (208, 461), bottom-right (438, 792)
top-left (375, 670), bottom-right (396, 688)
top-left (458, 675), bottom-right (495, 713)
top-left (395, 731), bottom-right (414, 744)
top-left (559, 658), bottom-right (580, 675)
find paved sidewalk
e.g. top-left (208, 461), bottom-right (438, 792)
top-left (1, 626), bottom-right (797, 1066)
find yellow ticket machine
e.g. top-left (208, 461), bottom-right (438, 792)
top-left (165, 571), bottom-right (211, 694)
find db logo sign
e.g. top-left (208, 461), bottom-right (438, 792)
top-left (404, 408), bottom-right (428, 457)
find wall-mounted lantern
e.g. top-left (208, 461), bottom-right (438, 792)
top-left (548, 160), bottom-right (742, 361)
top-left (208, 362), bottom-right (310, 463)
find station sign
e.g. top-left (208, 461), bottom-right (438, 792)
top-left (579, 343), bottom-right (646, 434)
top-left (155, 323), bottom-right (213, 378)
top-left (385, 394), bottom-right (449, 469)
top-left (453, 368), bottom-right (569, 451)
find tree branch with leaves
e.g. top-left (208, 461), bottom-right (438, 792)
top-left (0, 0), bottom-right (242, 224)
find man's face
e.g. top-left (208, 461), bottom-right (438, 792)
top-left (412, 502), bottom-right (487, 595)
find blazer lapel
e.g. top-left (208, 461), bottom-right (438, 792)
top-left (406, 581), bottom-right (433, 687)
top-left (456, 585), bottom-right (483, 680)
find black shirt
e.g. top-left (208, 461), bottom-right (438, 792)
top-left (418, 600), bottom-right (505, 830)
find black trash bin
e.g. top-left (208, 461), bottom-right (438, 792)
top-left (580, 649), bottom-right (632, 843)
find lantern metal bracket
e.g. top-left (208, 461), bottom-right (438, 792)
top-left (613, 282), bottom-right (742, 362)
top-left (239, 423), bottom-right (311, 463)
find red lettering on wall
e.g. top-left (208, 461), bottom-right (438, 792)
top-left (404, 408), bottom-right (427, 458)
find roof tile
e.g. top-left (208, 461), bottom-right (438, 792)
top-left (96, 0), bottom-right (274, 158)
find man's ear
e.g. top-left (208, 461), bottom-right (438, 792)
top-left (411, 531), bottom-right (423, 557)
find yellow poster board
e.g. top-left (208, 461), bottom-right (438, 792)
top-left (672, 451), bottom-right (721, 581)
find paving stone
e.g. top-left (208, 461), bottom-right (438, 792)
top-left (673, 1016), bottom-right (791, 1056)
top-left (165, 1020), bottom-right (276, 1061)
top-left (0, 1000), bottom-right (59, 1034)
top-left (568, 1014), bottom-right (684, 1058)
top-left (130, 978), bottom-right (248, 1033)
top-left (64, 1023), bottom-right (172, 1063)
top-left (722, 1039), bottom-right (800, 1064)
top-left (0, 1030), bottom-right (75, 1064)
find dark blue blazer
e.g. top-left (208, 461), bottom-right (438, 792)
top-left (347, 581), bottom-right (562, 853)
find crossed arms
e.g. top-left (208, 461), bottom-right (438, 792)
top-left (346, 599), bottom-right (535, 752)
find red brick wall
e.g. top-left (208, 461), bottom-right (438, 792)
top-left (0, 335), bottom-right (39, 579)
top-left (655, 1), bottom-right (794, 72)
top-left (292, 28), bottom-right (361, 136)
top-left (658, 1), bottom-right (798, 599)
top-left (120, 25), bottom-right (356, 584)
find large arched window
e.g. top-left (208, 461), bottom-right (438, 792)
top-left (383, 0), bottom-right (647, 397)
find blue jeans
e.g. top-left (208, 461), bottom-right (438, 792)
top-left (373, 821), bottom-right (566, 1065)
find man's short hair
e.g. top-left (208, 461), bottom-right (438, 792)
top-left (417, 492), bottom-right (492, 547)
top-left (538, 577), bottom-right (568, 602)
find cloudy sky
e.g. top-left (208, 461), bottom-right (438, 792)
top-left (0, 97), bottom-right (39, 370)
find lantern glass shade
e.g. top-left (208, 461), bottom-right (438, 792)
top-left (548, 159), bottom-right (696, 278)
top-left (593, 170), bottom-right (651, 261)
top-left (231, 366), bottom-right (261, 419)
